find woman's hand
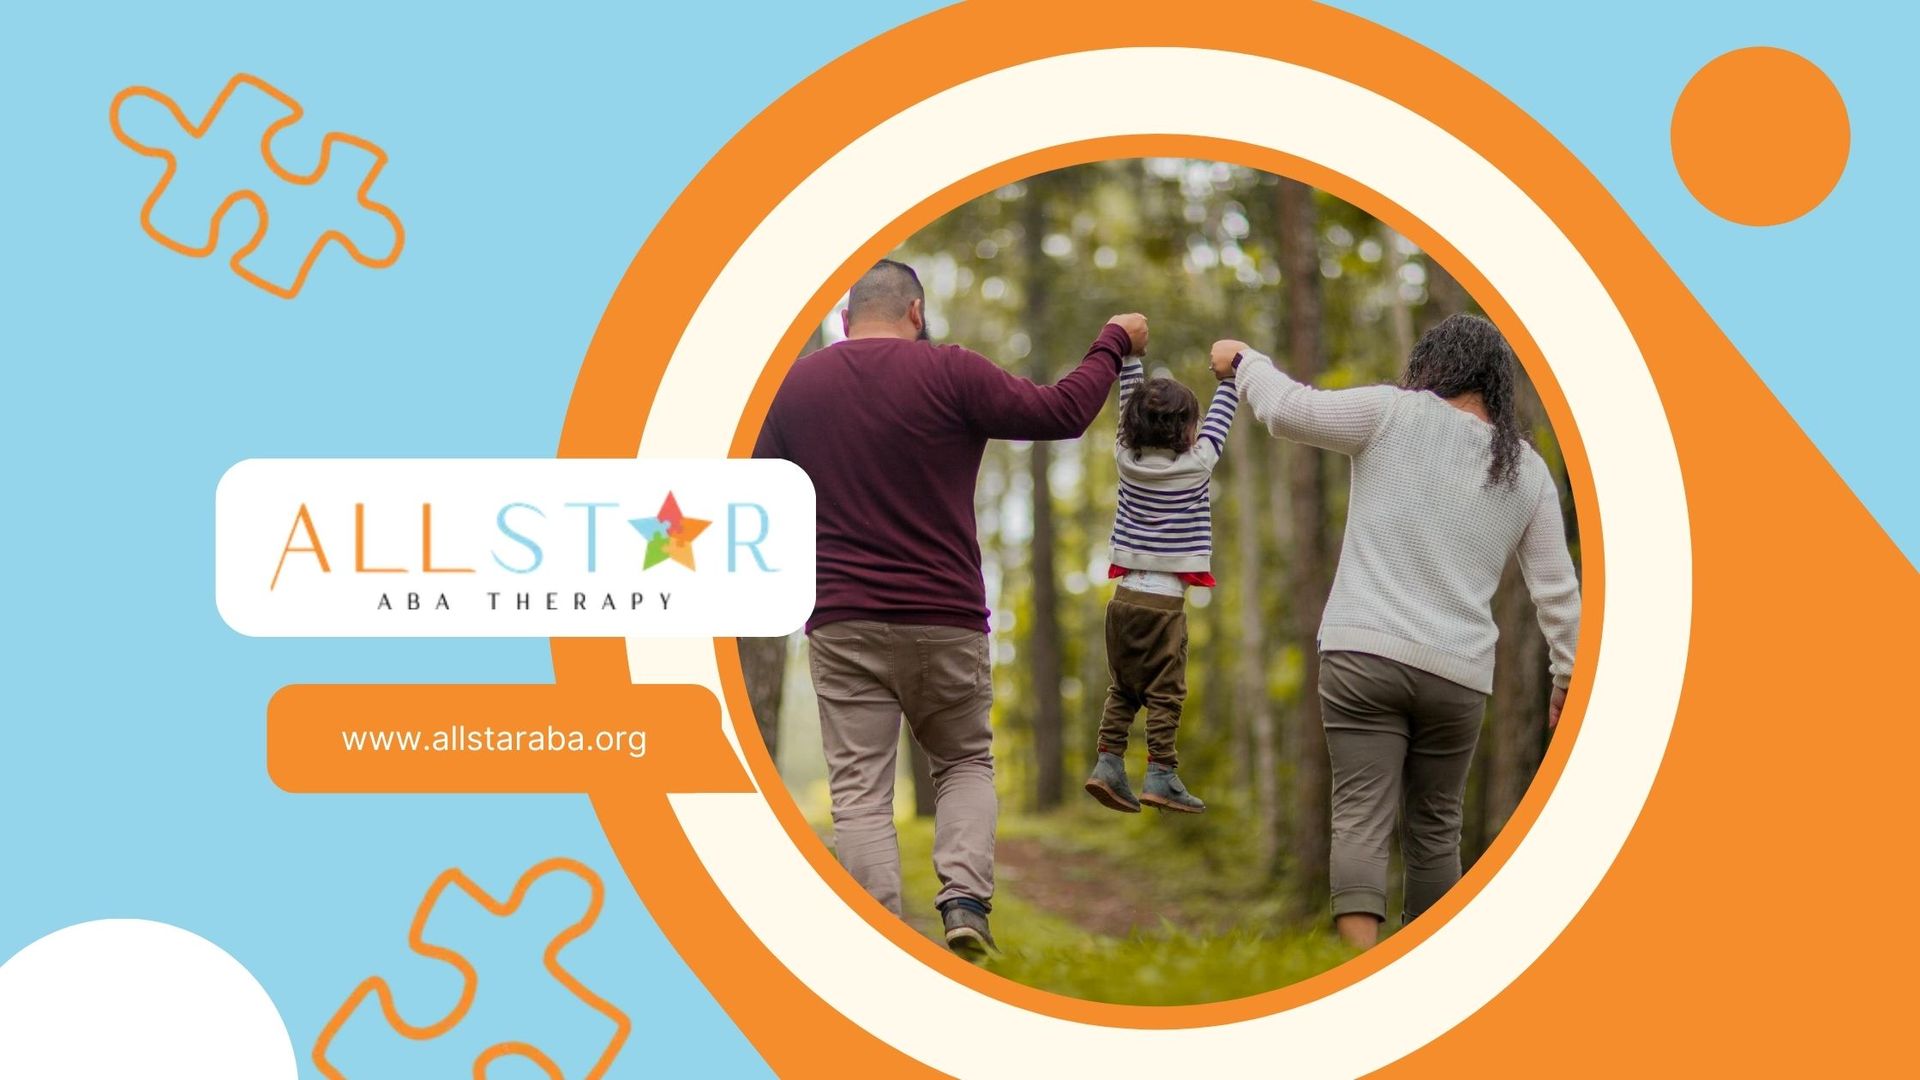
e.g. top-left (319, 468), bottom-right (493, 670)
top-left (1548, 684), bottom-right (1568, 731)
top-left (1210, 339), bottom-right (1248, 381)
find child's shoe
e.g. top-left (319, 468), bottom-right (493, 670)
top-left (1083, 751), bottom-right (1142, 813)
top-left (1140, 762), bottom-right (1205, 814)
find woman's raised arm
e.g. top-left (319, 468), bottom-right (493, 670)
top-left (1213, 340), bottom-right (1393, 456)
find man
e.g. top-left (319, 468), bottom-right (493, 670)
top-left (754, 258), bottom-right (1147, 958)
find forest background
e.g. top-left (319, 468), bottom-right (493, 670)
top-left (740, 159), bottom-right (1580, 1004)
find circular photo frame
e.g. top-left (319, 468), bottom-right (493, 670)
top-left (558, 12), bottom-right (1689, 1078)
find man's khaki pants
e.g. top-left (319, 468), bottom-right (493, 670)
top-left (807, 620), bottom-right (996, 916)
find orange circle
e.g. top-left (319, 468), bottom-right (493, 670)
top-left (709, 135), bottom-right (1605, 1030)
top-left (1671, 46), bottom-right (1849, 226)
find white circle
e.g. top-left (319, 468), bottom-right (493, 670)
top-left (0, 919), bottom-right (298, 1079)
top-left (622, 48), bottom-right (1689, 1078)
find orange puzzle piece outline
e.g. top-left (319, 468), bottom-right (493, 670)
top-left (108, 72), bottom-right (404, 299)
top-left (312, 857), bottom-right (632, 1080)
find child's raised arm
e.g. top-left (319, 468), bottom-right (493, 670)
top-left (1193, 374), bottom-right (1239, 469)
top-left (1117, 354), bottom-right (1145, 411)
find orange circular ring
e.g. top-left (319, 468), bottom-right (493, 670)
top-left (554, 3), bottom-right (1645, 1074)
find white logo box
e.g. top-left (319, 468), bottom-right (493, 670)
top-left (215, 458), bottom-right (815, 637)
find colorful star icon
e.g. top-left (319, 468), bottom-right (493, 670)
top-left (628, 492), bottom-right (710, 570)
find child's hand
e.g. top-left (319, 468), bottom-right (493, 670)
top-left (1108, 313), bottom-right (1150, 356)
top-left (1210, 339), bottom-right (1249, 380)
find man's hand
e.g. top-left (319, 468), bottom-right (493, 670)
top-left (1210, 339), bottom-right (1249, 381)
top-left (1548, 684), bottom-right (1568, 731)
top-left (1108, 313), bottom-right (1149, 357)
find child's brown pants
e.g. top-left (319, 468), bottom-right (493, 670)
top-left (1097, 587), bottom-right (1189, 768)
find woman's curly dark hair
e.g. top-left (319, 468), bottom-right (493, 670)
top-left (1403, 313), bottom-right (1526, 488)
top-left (1117, 376), bottom-right (1200, 458)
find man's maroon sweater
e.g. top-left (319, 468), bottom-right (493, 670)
top-left (754, 322), bottom-right (1131, 632)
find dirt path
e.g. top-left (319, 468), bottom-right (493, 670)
top-left (996, 834), bottom-right (1213, 938)
top-left (816, 819), bottom-right (1221, 942)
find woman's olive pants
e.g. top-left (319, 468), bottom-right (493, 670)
top-left (1320, 650), bottom-right (1486, 925)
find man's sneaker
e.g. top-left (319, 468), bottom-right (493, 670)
top-left (1140, 763), bottom-right (1205, 814)
top-left (940, 899), bottom-right (997, 961)
top-left (1083, 751), bottom-right (1142, 813)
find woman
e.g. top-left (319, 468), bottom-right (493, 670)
top-left (1210, 314), bottom-right (1580, 949)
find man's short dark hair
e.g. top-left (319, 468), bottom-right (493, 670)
top-left (846, 258), bottom-right (924, 323)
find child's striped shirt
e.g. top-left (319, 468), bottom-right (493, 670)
top-left (1107, 359), bottom-right (1238, 575)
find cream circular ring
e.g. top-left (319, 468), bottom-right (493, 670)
top-left (622, 48), bottom-right (1690, 1078)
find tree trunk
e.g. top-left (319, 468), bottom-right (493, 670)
top-left (741, 319), bottom-right (833, 764)
top-left (1078, 428), bottom-right (1107, 760)
top-left (739, 636), bottom-right (788, 766)
top-left (1422, 255), bottom-right (1472, 331)
top-left (1382, 226), bottom-right (1416, 360)
top-left (1205, 468), bottom-right (1244, 793)
top-left (738, 324), bottom-right (827, 774)
top-left (1480, 558), bottom-right (1546, 856)
top-left (1263, 435), bottom-right (1293, 804)
top-left (1234, 419), bottom-right (1282, 877)
top-left (1024, 176), bottom-right (1066, 809)
top-left (1278, 178), bottom-right (1331, 900)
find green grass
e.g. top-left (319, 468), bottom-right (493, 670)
top-left (981, 928), bottom-right (1359, 1006)
top-left (882, 811), bottom-right (1360, 1006)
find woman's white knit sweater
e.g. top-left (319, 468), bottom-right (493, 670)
top-left (1237, 351), bottom-right (1581, 693)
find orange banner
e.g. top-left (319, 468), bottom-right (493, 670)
top-left (267, 683), bottom-right (750, 794)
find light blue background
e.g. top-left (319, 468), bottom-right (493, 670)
top-left (0, 2), bottom-right (1909, 1077)
top-left (1333, 0), bottom-right (1917, 560)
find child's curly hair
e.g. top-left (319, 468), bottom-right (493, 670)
top-left (1117, 376), bottom-right (1201, 458)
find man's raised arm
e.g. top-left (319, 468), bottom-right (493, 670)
top-left (958, 315), bottom-right (1148, 441)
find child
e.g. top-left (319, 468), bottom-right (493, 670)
top-left (1084, 352), bottom-right (1238, 814)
